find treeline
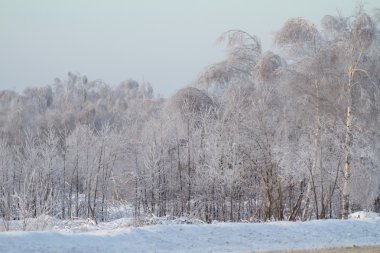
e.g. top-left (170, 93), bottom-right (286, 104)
top-left (0, 7), bottom-right (380, 224)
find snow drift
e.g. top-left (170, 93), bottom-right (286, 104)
top-left (0, 212), bottom-right (379, 253)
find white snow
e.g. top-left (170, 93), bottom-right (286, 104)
top-left (0, 213), bottom-right (379, 253)
top-left (349, 211), bottom-right (380, 220)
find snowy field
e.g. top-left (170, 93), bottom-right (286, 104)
top-left (0, 212), bottom-right (379, 253)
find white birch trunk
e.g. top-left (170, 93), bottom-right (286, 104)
top-left (342, 105), bottom-right (351, 219)
top-left (342, 67), bottom-right (353, 219)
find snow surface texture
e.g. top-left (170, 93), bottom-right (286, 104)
top-left (0, 212), bottom-right (379, 253)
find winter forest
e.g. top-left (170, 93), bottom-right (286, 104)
top-left (1, 7), bottom-right (380, 226)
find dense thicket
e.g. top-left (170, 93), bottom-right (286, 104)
top-left (0, 7), bottom-right (380, 225)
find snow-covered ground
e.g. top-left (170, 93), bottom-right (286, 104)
top-left (0, 212), bottom-right (379, 253)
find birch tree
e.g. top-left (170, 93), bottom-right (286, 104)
top-left (322, 8), bottom-right (379, 218)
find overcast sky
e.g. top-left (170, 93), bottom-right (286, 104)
top-left (0, 0), bottom-right (379, 97)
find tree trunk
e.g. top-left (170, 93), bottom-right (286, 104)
top-left (62, 150), bottom-right (66, 219)
top-left (313, 79), bottom-right (321, 220)
top-left (302, 180), bottom-right (311, 221)
top-left (175, 130), bottom-right (183, 215)
top-left (187, 121), bottom-right (191, 215)
top-left (75, 154), bottom-right (79, 218)
top-left (289, 179), bottom-right (306, 221)
top-left (342, 65), bottom-right (354, 220)
top-left (342, 105), bottom-right (351, 219)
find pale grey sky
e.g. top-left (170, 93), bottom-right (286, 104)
top-left (0, 0), bottom-right (378, 96)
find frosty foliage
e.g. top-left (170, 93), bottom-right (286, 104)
top-left (254, 51), bottom-right (284, 83)
top-left (168, 87), bottom-right (214, 118)
top-left (274, 17), bottom-right (320, 55)
top-left (321, 15), bottom-right (348, 37)
top-left (195, 30), bottom-right (261, 93)
top-left (0, 6), bottom-right (379, 228)
top-left (352, 13), bottom-right (376, 50)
